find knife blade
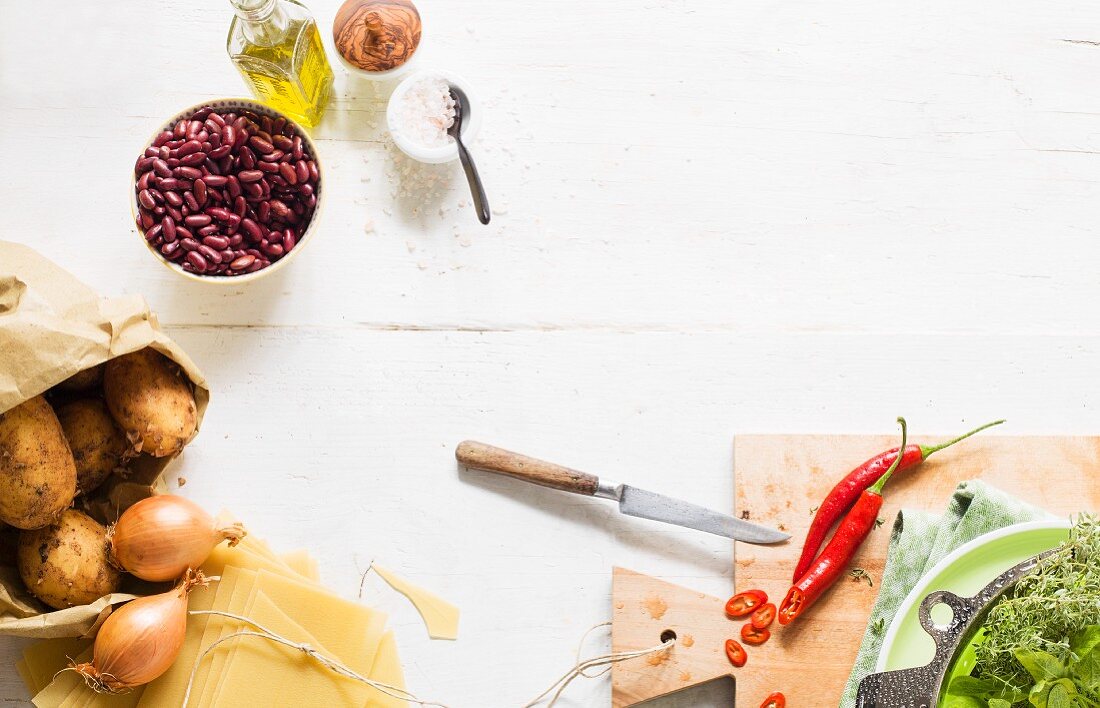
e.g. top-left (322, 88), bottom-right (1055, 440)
top-left (455, 441), bottom-right (789, 545)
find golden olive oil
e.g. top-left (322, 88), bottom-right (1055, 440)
top-left (227, 0), bottom-right (334, 128)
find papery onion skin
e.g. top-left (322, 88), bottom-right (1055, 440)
top-left (73, 570), bottom-right (210, 692)
top-left (108, 495), bottom-right (245, 582)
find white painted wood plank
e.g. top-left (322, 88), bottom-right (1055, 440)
top-left (2, 328), bottom-right (1096, 704)
top-left (2, 1), bottom-right (1100, 332)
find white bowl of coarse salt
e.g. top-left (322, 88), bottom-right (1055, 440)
top-left (386, 70), bottom-right (482, 164)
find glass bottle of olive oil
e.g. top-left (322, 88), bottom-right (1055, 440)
top-left (227, 0), bottom-right (334, 128)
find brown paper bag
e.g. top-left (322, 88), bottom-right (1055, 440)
top-left (0, 240), bottom-right (209, 637)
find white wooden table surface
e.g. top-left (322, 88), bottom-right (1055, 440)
top-left (3, 0), bottom-right (1100, 705)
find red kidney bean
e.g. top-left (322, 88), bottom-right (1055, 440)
top-left (262, 242), bottom-right (285, 258)
top-left (269, 199), bottom-right (290, 219)
top-left (226, 214), bottom-right (241, 233)
top-left (272, 134), bottom-right (293, 151)
top-left (202, 174), bottom-right (228, 187)
top-left (249, 136), bottom-right (274, 154)
top-left (173, 120), bottom-right (187, 138)
top-left (159, 145), bottom-right (171, 160)
top-left (193, 178), bottom-right (207, 206)
top-left (136, 172), bottom-right (153, 191)
top-left (180, 237), bottom-right (200, 251)
top-left (138, 189), bottom-right (156, 209)
top-left (240, 218), bottom-right (263, 242)
top-left (174, 166), bottom-right (203, 180)
top-left (257, 161), bottom-right (279, 174)
top-left (257, 200), bottom-right (271, 222)
top-left (226, 175), bottom-right (242, 199)
top-left (197, 224), bottom-right (220, 237)
top-left (168, 206), bottom-right (184, 222)
top-left (161, 216), bottom-right (177, 242)
top-left (239, 149), bottom-right (256, 170)
top-left (161, 240), bottom-right (181, 257)
top-left (185, 214), bottom-right (212, 227)
top-left (282, 229), bottom-right (296, 251)
top-left (197, 244), bottom-right (222, 264)
top-left (208, 145), bottom-right (232, 159)
top-left (203, 234), bottom-right (230, 250)
top-left (166, 157), bottom-right (182, 168)
top-left (260, 149), bottom-right (284, 162)
top-left (165, 191), bottom-right (183, 208)
top-left (144, 223), bottom-right (163, 243)
top-left (157, 177), bottom-right (189, 191)
top-left (176, 140), bottom-right (202, 157)
top-left (228, 233), bottom-right (243, 247)
top-left (298, 182), bottom-right (313, 197)
top-left (179, 153), bottom-right (206, 167)
top-left (185, 251), bottom-right (208, 271)
top-left (183, 192), bottom-right (199, 211)
top-left (278, 162), bottom-right (298, 185)
top-left (152, 159), bottom-right (172, 177)
top-left (230, 254), bottom-right (256, 270)
top-left (207, 207), bottom-right (231, 221)
top-left (233, 195), bottom-right (247, 218)
top-left (244, 182), bottom-right (264, 199)
top-left (135, 156), bottom-right (155, 174)
top-left (153, 131), bottom-right (172, 147)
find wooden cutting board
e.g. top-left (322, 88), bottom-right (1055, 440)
top-left (611, 434), bottom-right (1100, 707)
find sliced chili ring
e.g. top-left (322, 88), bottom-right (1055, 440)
top-left (741, 621), bottom-right (770, 646)
top-left (725, 589), bottom-right (768, 618)
top-left (777, 587), bottom-right (804, 626)
top-left (760, 692), bottom-right (786, 708)
top-left (750, 602), bottom-right (776, 630)
top-left (724, 638), bottom-right (747, 667)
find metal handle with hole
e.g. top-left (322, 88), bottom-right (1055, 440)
top-left (917, 590), bottom-right (976, 648)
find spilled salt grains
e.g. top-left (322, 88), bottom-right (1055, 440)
top-left (390, 75), bottom-right (456, 148)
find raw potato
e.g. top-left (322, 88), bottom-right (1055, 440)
top-left (0, 396), bottom-right (78, 530)
top-left (56, 399), bottom-right (128, 495)
top-left (104, 348), bottom-right (198, 458)
top-left (17, 510), bottom-right (120, 610)
top-left (55, 364), bottom-right (105, 393)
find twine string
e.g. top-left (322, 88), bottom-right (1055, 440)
top-left (522, 622), bottom-right (676, 707)
top-left (181, 610), bottom-right (450, 708)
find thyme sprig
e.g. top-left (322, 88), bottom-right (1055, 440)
top-left (972, 514), bottom-right (1100, 701)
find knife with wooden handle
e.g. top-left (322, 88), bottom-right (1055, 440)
top-left (456, 441), bottom-right (790, 545)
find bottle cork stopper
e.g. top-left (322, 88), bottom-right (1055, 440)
top-left (333, 0), bottom-right (422, 73)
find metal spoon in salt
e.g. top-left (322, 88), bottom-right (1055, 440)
top-left (447, 85), bottom-right (490, 225)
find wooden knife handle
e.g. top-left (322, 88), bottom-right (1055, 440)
top-left (455, 441), bottom-right (600, 496)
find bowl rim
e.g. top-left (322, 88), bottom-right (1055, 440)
top-left (386, 69), bottom-right (481, 164)
top-left (131, 97), bottom-right (325, 285)
top-left (874, 518), bottom-right (1072, 674)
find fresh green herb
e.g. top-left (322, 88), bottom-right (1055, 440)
top-left (849, 568), bottom-right (873, 587)
top-left (943, 515), bottom-right (1100, 707)
top-left (871, 617), bottom-right (885, 635)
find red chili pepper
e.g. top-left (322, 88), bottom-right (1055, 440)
top-left (791, 418), bottom-right (1003, 581)
top-left (725, 589), bottom-right (767, 618)
top-left (750, 603), bottom-right (776, 630)
top-left (725, 639), bottom-right (747, 667)
top-left (741, 621), bottom-right (770, 645)
top-left (760, 692), bottom-right (786, 708)
top-left (779, 418), bottom-right (907, 626)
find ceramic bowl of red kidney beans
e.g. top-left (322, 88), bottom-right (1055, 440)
top-left (132, 99), bottom-right (322, 282)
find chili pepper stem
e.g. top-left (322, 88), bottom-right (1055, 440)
top-left (918, 419), bottom-right (1004, 459)
top-left (868, 418), bottom-right (907, 495)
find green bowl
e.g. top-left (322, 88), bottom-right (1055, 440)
top-left (876, 520), bottom-right (1071, 681)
